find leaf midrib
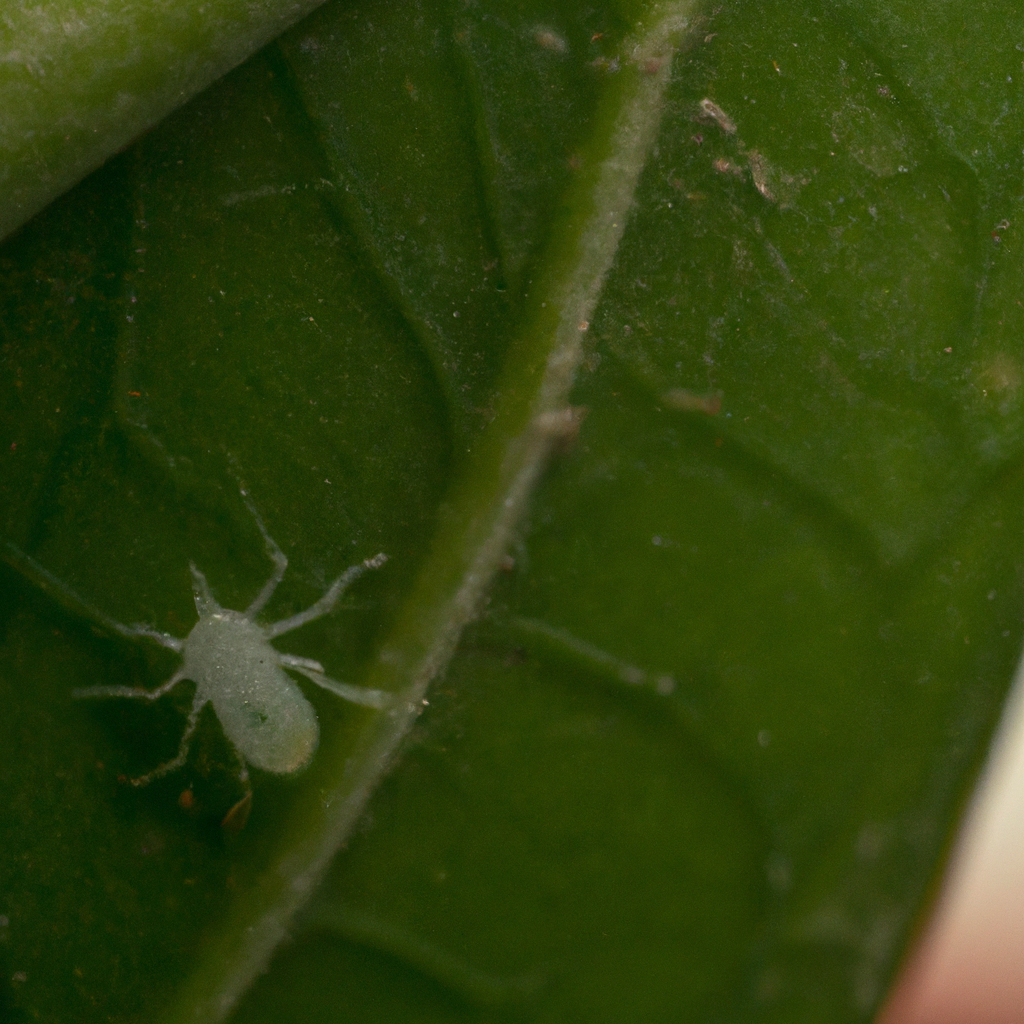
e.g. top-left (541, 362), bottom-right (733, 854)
top-left (159, 7), bottom-right (696, 1020)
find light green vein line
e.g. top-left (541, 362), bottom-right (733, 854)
top-left (165, 6), bottom-right (694, 1021)
top-left (503, 615), bottom-right (678, 697)
top-left (304, 905), bottom-right (544, 1006)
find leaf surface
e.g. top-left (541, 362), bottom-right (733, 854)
top-left (2, 2), bottom-right (1024, 1022)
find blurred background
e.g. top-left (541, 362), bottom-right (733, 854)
top-left (880, 656), bottom-right (1024, 1024)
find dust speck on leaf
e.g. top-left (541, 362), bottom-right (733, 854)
top-left (697, 97), bottom-right (737, 134)
top-left (533, 28), bottom-right (567, 53)
top-left (663, 389), bottom-right (722, 415)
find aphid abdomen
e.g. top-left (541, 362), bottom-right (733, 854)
top-left (184, 612), bottom-right (319, 774)
top-left (212, 669), bottom-right (319, 774)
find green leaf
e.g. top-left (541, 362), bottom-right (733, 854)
top-left (3, 1), bottom-right (1024, 1022)
top-left (0, 0), bottom-right (333, 240)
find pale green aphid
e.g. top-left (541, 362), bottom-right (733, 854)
top-left (8, 492), bottom-right (388, 789)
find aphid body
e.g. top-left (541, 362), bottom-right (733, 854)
top-left (179, 605), bottom-right (320, 776)
top-left (7, 491), bottom-right (389, 789)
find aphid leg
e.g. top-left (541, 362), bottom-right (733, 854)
top-left (4, 542), bottom-right (182, 652)
top-left (285, 661), bottom-right (392, 710)
top-left (239, 489), bottom-right (288, 619)
top-left (73, 667), bottom-right (188, 701)
top-left (130, 695), bottom-right (206, 788)
top-left (122, 624), bottom-right (184, 652)
top-left (264, 552), bottom-right (388, 640)
top-left (188, 562), bottom-right (218, 617)
top-left (278, 653), bottom-right (326, 673)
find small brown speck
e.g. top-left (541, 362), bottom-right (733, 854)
top-left (221, 790), bottom-right (253, 832)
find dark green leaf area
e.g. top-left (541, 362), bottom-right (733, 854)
top-left (117, 51), bottom-right (449, 587)
top-left (827, 0), bottom-right (1024, 192)
top-left (492, 357), bottom-right (1024, 1020)
top-left (592, 7), bottom-right (997, 561)
top-left (0, 587), bottom-right (237, 1024)
top-left (233, 646), bottom-right (763, 1024)
top-left (825, 0), bottom-right (1024, 404)
top-left (278, 1), bottom-right (627, 433)
top-left (0, 162), bottom-right (133, 543)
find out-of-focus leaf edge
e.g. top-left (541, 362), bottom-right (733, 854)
top-left (0, 0), bottom-right (332, 242)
